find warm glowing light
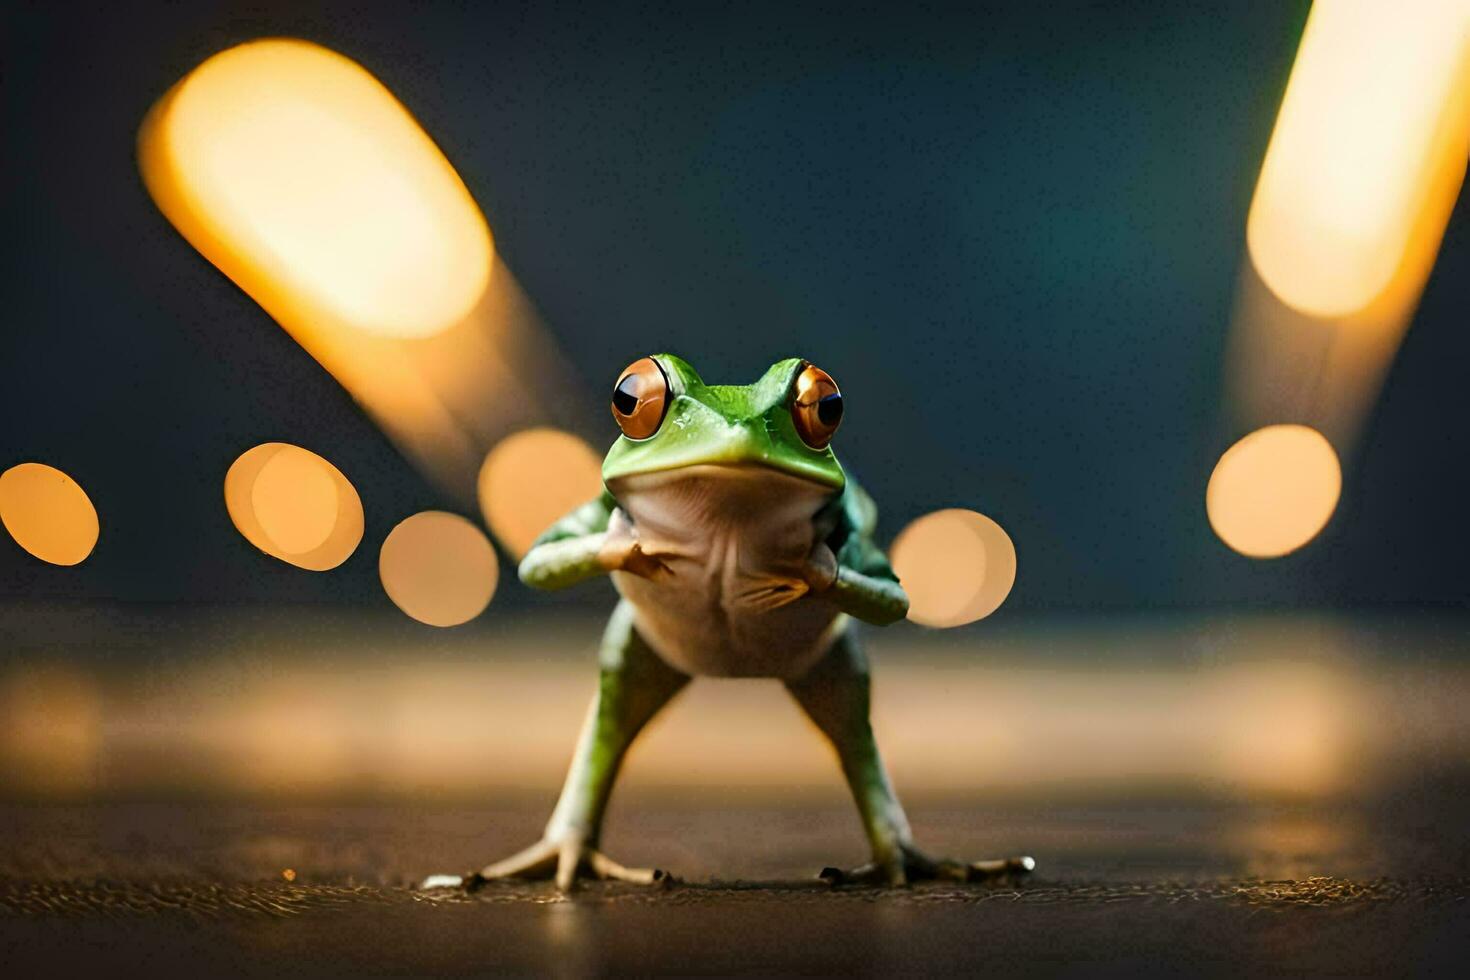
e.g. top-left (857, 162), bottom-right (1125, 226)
top-left (1246, 0), bottom-right (1470, 316)
top-left (0, 666), bottom-right (101, 796)
top-left (10, 612), bottom-right (1464, 802)
top-left (1207, 424), bottom-right (1341, 559)
top-left (890, 509), bottom-right (1016, 628)
top-left (225, 443), bottom-right (363, 570)
top-left (138, 38), bottom-right (492, 339)
top-left (0, 463), bottom-right (100, 566)
top-left (252, 446), bottom-right (339, 554)
top-left (379, 511), bottom-right (498, 627)
top-left (1210, 661), bottom-right (1356, 798)
top-left (477, 428), bottom-right (605, 557)
top-left (139, 39), bottom-right (585, 504)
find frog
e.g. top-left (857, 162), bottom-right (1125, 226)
top-left (424, 355), bottom-right (1034, 892)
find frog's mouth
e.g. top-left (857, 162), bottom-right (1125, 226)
top-left (604, 459), bottom-right (845, 509)
top-left (607, 460), bottom-right (837, 494)
top-left (602, 427), bottom-right (846, 492)
top-left (605, 463), bottom-right (840, 531)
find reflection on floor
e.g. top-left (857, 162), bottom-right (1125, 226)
top-left (2, 604), bottom-right (1468, 973)
top-left (2, 604), bottom-right (1467, 803)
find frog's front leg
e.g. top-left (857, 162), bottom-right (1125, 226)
top-left (422, 602), bottom-right (688, 893)
top-left (785, 629), bottom-right (1035, 886)
top-left (517, 496), bottom-right (670, 591)
top-left (801, 542), bottom-right (909, 626)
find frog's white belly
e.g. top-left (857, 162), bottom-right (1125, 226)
top-left (607, 465), bottom-right (845, 679)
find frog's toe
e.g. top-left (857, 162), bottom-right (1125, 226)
top-left (818, 846), bottom-right (1035, 887)
top-left (476, 837), bottom-right (563, 883)
top-left (818, 862), bottom-right (891, 886)
top-left (906, 845), bottom-right (1035, 882)
top-left (966, 855), bottom-right (1037, 879)
top-left (417, 838), bottom-right (559, 893)
top-left (428, 836), bottom-right (674, 894)
top-left (554, 838), bottom-right (672, 891)
top-left (418, 873), bottom-right (469, 890)
top-left (582, 848), bottom-right (674, 888)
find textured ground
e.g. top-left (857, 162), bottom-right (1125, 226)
top-left (3, 608), bottom-right (1467, 974)
top-left (2, 794), bottom-right (1466, 977)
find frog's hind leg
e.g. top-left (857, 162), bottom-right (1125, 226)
top-left (420, 601), bottom-right (690, 893)
top-left (784, 629), bottom-right (1035, 886)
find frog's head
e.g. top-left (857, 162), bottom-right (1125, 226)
top-left (600, 354), bottom-right (846, 492)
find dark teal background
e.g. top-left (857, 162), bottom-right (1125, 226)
top-left (3, 1), bottom-right (1467, 614)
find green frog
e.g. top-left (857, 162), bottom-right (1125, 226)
top-left (425, 355), bottom-right (1033, 891)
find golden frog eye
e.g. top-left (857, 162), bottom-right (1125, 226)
top-left (610, 356), bottom-right (670, 439)
top-left (791, 362), bottom-right (843, 449)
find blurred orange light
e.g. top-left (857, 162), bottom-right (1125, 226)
top-left (477, 428), bottom-right (605, 558)
top-left (139, 38), bottom-right (587, 505)
top-left (1210, 661), bottom-right (1356, 798)
top-left (139, 38), bottom-right (492, 339)
top-left (225, 443), bottom-right (364, 570)
top-left (0, 462), bottom-right (99, 566)
top-left (1246, 0), bottom-right (1470, 316)
top-left (253, 445), bottom-right (339, 554)
top-left (0, 666), bottom-right (101, 797)
top-left (379, 511), bottom-right (498, 627)
top-left (890, 509), bottom-right (1016, 628)
top-left (1207, 424), bottom-right (1341, 559)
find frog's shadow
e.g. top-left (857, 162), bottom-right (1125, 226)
top-left (423, 873), bottom-right (1037, 905)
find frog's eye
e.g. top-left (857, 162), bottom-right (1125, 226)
top-left (610, 356), bottom-right (671, 439)
top-left (791, 363), bottom-right (843, 449)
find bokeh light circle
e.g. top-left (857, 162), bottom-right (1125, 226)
top-left (379, 511), bottom-right (498, 627)
top-left (252, 446), bottom-right (339, 554)
top-left (1206, 424), bottom-right (1341, 558)
top-left (890, 509), bottom-right (1017, 628)
top-left (225, 443), bottom-right (363, 570)
top-left (140, 38), bottom-right (493, 339)
top-left (478, 428), bottom-right (604, 558)
top-left (0, 463), bottom-right (100, 566)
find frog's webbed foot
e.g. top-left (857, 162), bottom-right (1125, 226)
top-left (419, 833), bottom-right (674, 894)
top-left (818, 842), bottom-right (1035, 887)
